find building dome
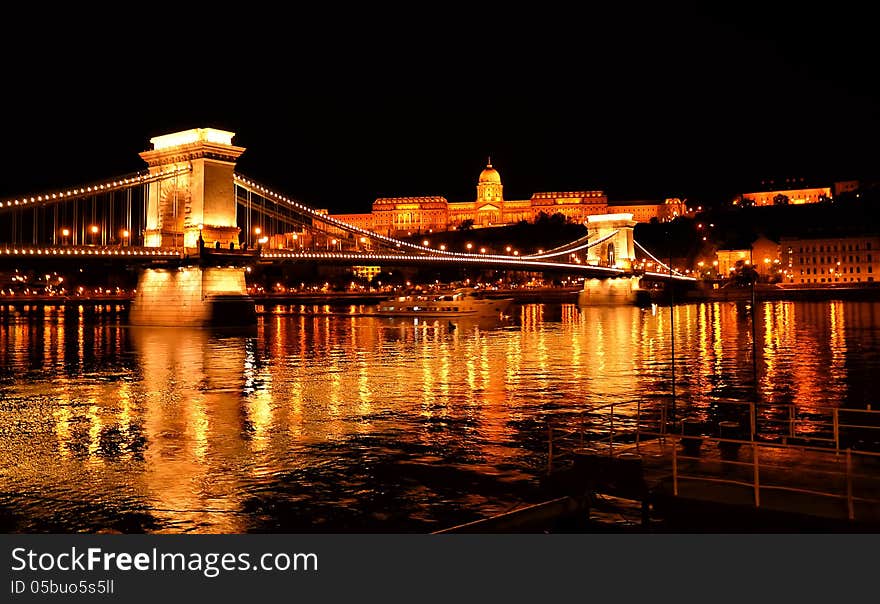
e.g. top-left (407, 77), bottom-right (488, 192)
top-left (479, 159), bottom-right (501, 184)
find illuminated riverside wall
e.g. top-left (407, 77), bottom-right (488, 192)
top-left (129, 267), bottom-right (255, 327)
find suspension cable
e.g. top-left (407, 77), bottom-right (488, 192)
top-left (0, 166), bottom-right (192, 213)
top-left (634, 240), bottom-right (688, 277)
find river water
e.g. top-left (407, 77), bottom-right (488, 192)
top-left (1, 300), bottom-right (878, 532)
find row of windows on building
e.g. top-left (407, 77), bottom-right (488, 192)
top-left (797, 242), bottom-right (873, 253)
top-left (799, 266), bottom-right (873, 274)
top-left (799, 277), bottom-right (874, 283)
top-left (798, 255), bottom-right (873, 264)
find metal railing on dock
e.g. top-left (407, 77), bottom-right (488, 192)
top-left (545, 399), bottom-right (880, 523)
top-left (547, 399), bottom-right (880, 471)
top-left (669, 435), bottom-right (880, 522)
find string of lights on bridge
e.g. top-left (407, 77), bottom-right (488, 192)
top-left (259, 250), bottom-right (628, 274)
top-left (0, 245), bottom-right (695, 281)
top-left (634, 241), bottom-right (689, 278)
top-left (522, 233), bottom-right (595, 259)
top-left (1, 247), bottom-right (180, 257)
top-left (0, 166), bottom-right (192, 211)
top-left (523, 231), bottom-right (618, 260)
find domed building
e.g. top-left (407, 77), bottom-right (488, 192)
top-left (477, 159), bottom-right (503, 204)
top-left (447, 158), bottom-right (519, 228)
top-left (447, 159), bottom-right (608, 230)
top-left (329, 159), bottom-right (612, 237)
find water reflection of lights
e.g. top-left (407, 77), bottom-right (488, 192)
top-left (2, 301), bottom-right (878, 532)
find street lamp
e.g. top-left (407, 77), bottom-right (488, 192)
top-left (121, 229), bottom-right (130, 247)
top-left (466, 243), bottom-right (473, 252)
top-left (60, 228), bottom-right (70, 246)
top-left (89, 225), bottom-right (99, 246)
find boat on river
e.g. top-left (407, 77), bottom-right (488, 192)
top-left (373, 288), bottom-right (513, 317)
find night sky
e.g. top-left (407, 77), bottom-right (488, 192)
top-left (1, 6), bottom-right (876, 213)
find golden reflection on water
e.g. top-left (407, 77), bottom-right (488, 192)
top-left (0, 301), bottom-right (878, 532)
top-left (829, 301), bottom-right (847, 381)
top-left (132, 327), bottom-right (251, 532)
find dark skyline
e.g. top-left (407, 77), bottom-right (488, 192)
top-left (1, 7), bottom-right (876, 213)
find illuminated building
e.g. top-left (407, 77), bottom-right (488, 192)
top-left (736, 181), bottom-right (832, 207)
top-left (610, 198), bottom-right (687, 222)
top-left (834, 180), bottom-right (860, 197)
top-left (715, 236), bottom-right (780, 278)
top-left (352, 266), bottom-right (382, 280)
top-left (372, 196), bottom-right (449, 235)
top-left (781, 235), bottom-right (880, 284)
top-left (330, 160), bottom-right (611, 236)
top-left (526, 191), bottom-right (609, 225)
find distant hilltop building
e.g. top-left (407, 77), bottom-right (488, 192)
top-left (329, 160), bottom-right (683, 236)
top-left (734, 178), bottom-right (840, 206)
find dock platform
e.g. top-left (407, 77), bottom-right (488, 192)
top-left (546, 401), bottom-right (880, 531)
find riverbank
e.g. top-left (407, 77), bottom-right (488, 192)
top-left (680, 283), bottom-right (880, 303)
top-left (252, 286), bottom-right (582, 306)
top-left (2, 283), bottom-right (877, 311)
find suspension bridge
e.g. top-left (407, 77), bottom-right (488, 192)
top-left (0, 128), bottom-right (694, 325)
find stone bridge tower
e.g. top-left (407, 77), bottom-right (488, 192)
top-left (140, 128), bottom-right (245, 249)
top-left (585, 213), bottom-right (637, 269)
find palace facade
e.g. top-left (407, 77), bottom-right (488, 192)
top-left (330, 160), bottom-right (610, 237)
top-left (327, 160), bottom-right (683, 237)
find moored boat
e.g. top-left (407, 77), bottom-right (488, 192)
top-left (374, 288), bottom-right (513, 317)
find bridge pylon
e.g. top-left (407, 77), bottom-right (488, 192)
top-left (139, 128), bottom-right (245, 250)
top-left (585, 213), bottom-right (637, 270)
top-left (580, 213), bottom-right (644, 305)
